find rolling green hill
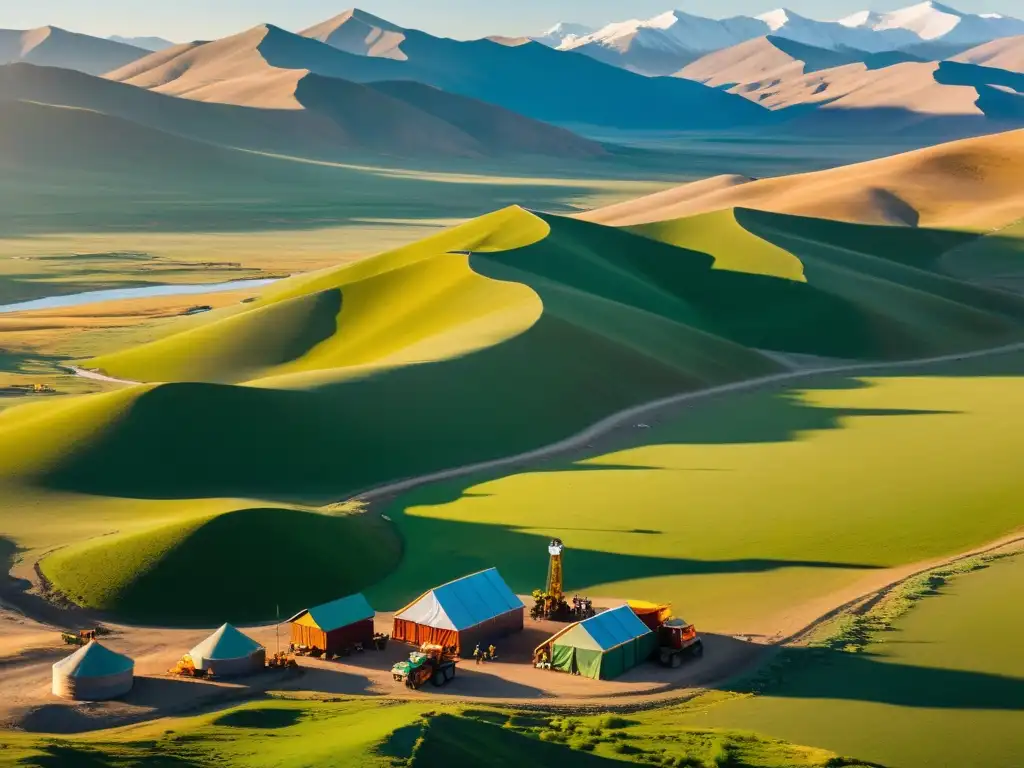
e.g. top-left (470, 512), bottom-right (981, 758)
top-left (3, 202), bottom-right (1024, 622)
top-left (0, 698), bottom-right (885, 767)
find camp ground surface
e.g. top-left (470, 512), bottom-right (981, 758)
top-left (0, 595), bottom-right (755, 734)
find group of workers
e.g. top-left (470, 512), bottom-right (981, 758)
top-left (572, 594), bottom-right (594, 618)
top-left (472, 643), bottom-right (498, 664)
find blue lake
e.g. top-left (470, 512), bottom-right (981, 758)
top-left (0, 278), bottom-right (279, 314)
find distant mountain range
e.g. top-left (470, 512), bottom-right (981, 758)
top-left (540, 2), bottom-right (1024, 76)
top-left (104, 10), bottom-right (767, 132)
top-left (0, 26), bottom-right (147, 75)
top-left (107, 35), bottom-right (176, 52)
top-left (0, 5), bottom-right (1020, 155)
top-left (677, 35), bottom-right (1024, 136)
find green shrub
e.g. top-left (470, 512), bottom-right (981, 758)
top-left (569, 738), bottom-right (597, 752)
top-left (539, 730), bottom-right (567, 743)
top-left (705, 739), bottom-right (731, 768)
top-left (614, 743), bottom-right (643, 755)
top-left (601, 715), bottom-right (635, 729)
top-left (560, 718), bottom-right (581, 733)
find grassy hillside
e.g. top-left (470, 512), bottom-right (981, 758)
top-left (371, 348), bottom-right (1024, 628)
top-left (2, 203), bottom-right (1023, 621)
top-left (675, 553), bottom-right (1024, 768)
top-left (0, 698), bottom-right (887, 767)
top-left (41, 506), bottom-right (399, 625)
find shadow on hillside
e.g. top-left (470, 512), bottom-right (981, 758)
top-left (723, 642), bottom-right (1024, 711)
top-left (367, 509), bottom-right (881, 611)
top-left (19, 744), bottom-right (201, 768)
top-left (38, 366), bottom-right (957, 505)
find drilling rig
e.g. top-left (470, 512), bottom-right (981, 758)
top-left (531, 538), bottom-right (572, 621)
top-left (547, 538), bottom-right (564, 603)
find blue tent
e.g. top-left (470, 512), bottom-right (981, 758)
top-left (393, 568), bottom-right (524, 654)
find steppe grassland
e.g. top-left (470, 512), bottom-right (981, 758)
top-left (375, 351), bottom-right (1024, 628)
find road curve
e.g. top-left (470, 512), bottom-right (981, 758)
top-left (346, 339), bottom-right (1024, 504)
top-left (65, 366), bottom-right (140, 386)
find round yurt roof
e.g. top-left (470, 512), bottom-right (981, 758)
top-left (190, 623), bottom-right (262, 661)
top-left (53, 640), bottom-right (133, 678)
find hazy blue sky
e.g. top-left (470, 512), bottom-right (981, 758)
top-left (0, 0), bottom-right (1011, 41)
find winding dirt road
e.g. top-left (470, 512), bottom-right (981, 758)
top-left (345, 339), bottom-right (1024, 504)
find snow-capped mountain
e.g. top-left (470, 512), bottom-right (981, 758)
top-left (840, 2), bottom-right (1024, 45)
top-left (543, 2), bottom-right (1024, 77)
top-left (532, 22), bottom-right (596, 48)
top-left (755, 8), bottom-right (920, 51)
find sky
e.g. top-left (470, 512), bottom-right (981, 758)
top-left (0, 0), bottom-right (1014, 42)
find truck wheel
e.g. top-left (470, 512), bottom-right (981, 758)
top-left (670, 653), bottom-right (682, 668)
top-left (691, 641), bottom-right (704, 658)
top-left (432, 670), bottom-right (445, 687)
top-left (445, 664), bottom-right (455, 681)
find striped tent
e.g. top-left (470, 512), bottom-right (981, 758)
top-left (393, 568), bottom-right (524, 656)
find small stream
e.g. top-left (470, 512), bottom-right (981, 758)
top-left (0, 278), bottom-right (280, 314)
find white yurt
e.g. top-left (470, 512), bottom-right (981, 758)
top-left (189, 623), bottom-right (265, 676)
top-left (52, 640), bottom-right (134, 700)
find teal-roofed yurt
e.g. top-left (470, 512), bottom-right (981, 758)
top-left (543, 605), bottom-right (657, 680)
top-left (189, 623), bottom-right (265, 676)
top-left (52, 640), bottom-right (134, 700)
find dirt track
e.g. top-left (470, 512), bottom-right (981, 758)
top-left (343, 339), bottom-right (1024, 504)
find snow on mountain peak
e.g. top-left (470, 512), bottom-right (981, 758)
top-left (838, 10), bottom-right (883, 28)
top-left (534, 21), bottom-right (596, 47)
top-left (757, 9), bottom-right (796, 31)
top-left (535, 3), bottom-right (1024, 73)
top-left (647, 10), bottom-right (687, 30)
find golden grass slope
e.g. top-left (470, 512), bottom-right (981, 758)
top-left (581, 128), bottom-right (1024, 229)
top-left (300, 9), bottom-right (408, 60)
top-left (677, 36), bottom-right (854, 89)
top-left (107, 25), bottom-right (306, 108)
top-left (86, 207), bottom-right (550, 385)
top-left (953, 35), bottom-right (1024, 74)
top-left (679, 38), bottom-right (1022, 136)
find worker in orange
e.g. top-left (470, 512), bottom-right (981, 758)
top-left (488, 644), bottom-right (497, 661)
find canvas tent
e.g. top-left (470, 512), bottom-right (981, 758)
top-left (52, 640), bottom-right (134, 700)
top-left (543, 605), bottom-right (657, 680)
top-left (393, 568), bottom-right (524, 656)
top-left (189, 623), bottom-right (265, 676)
top-left (288, 593), bottom-right (375, 654)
